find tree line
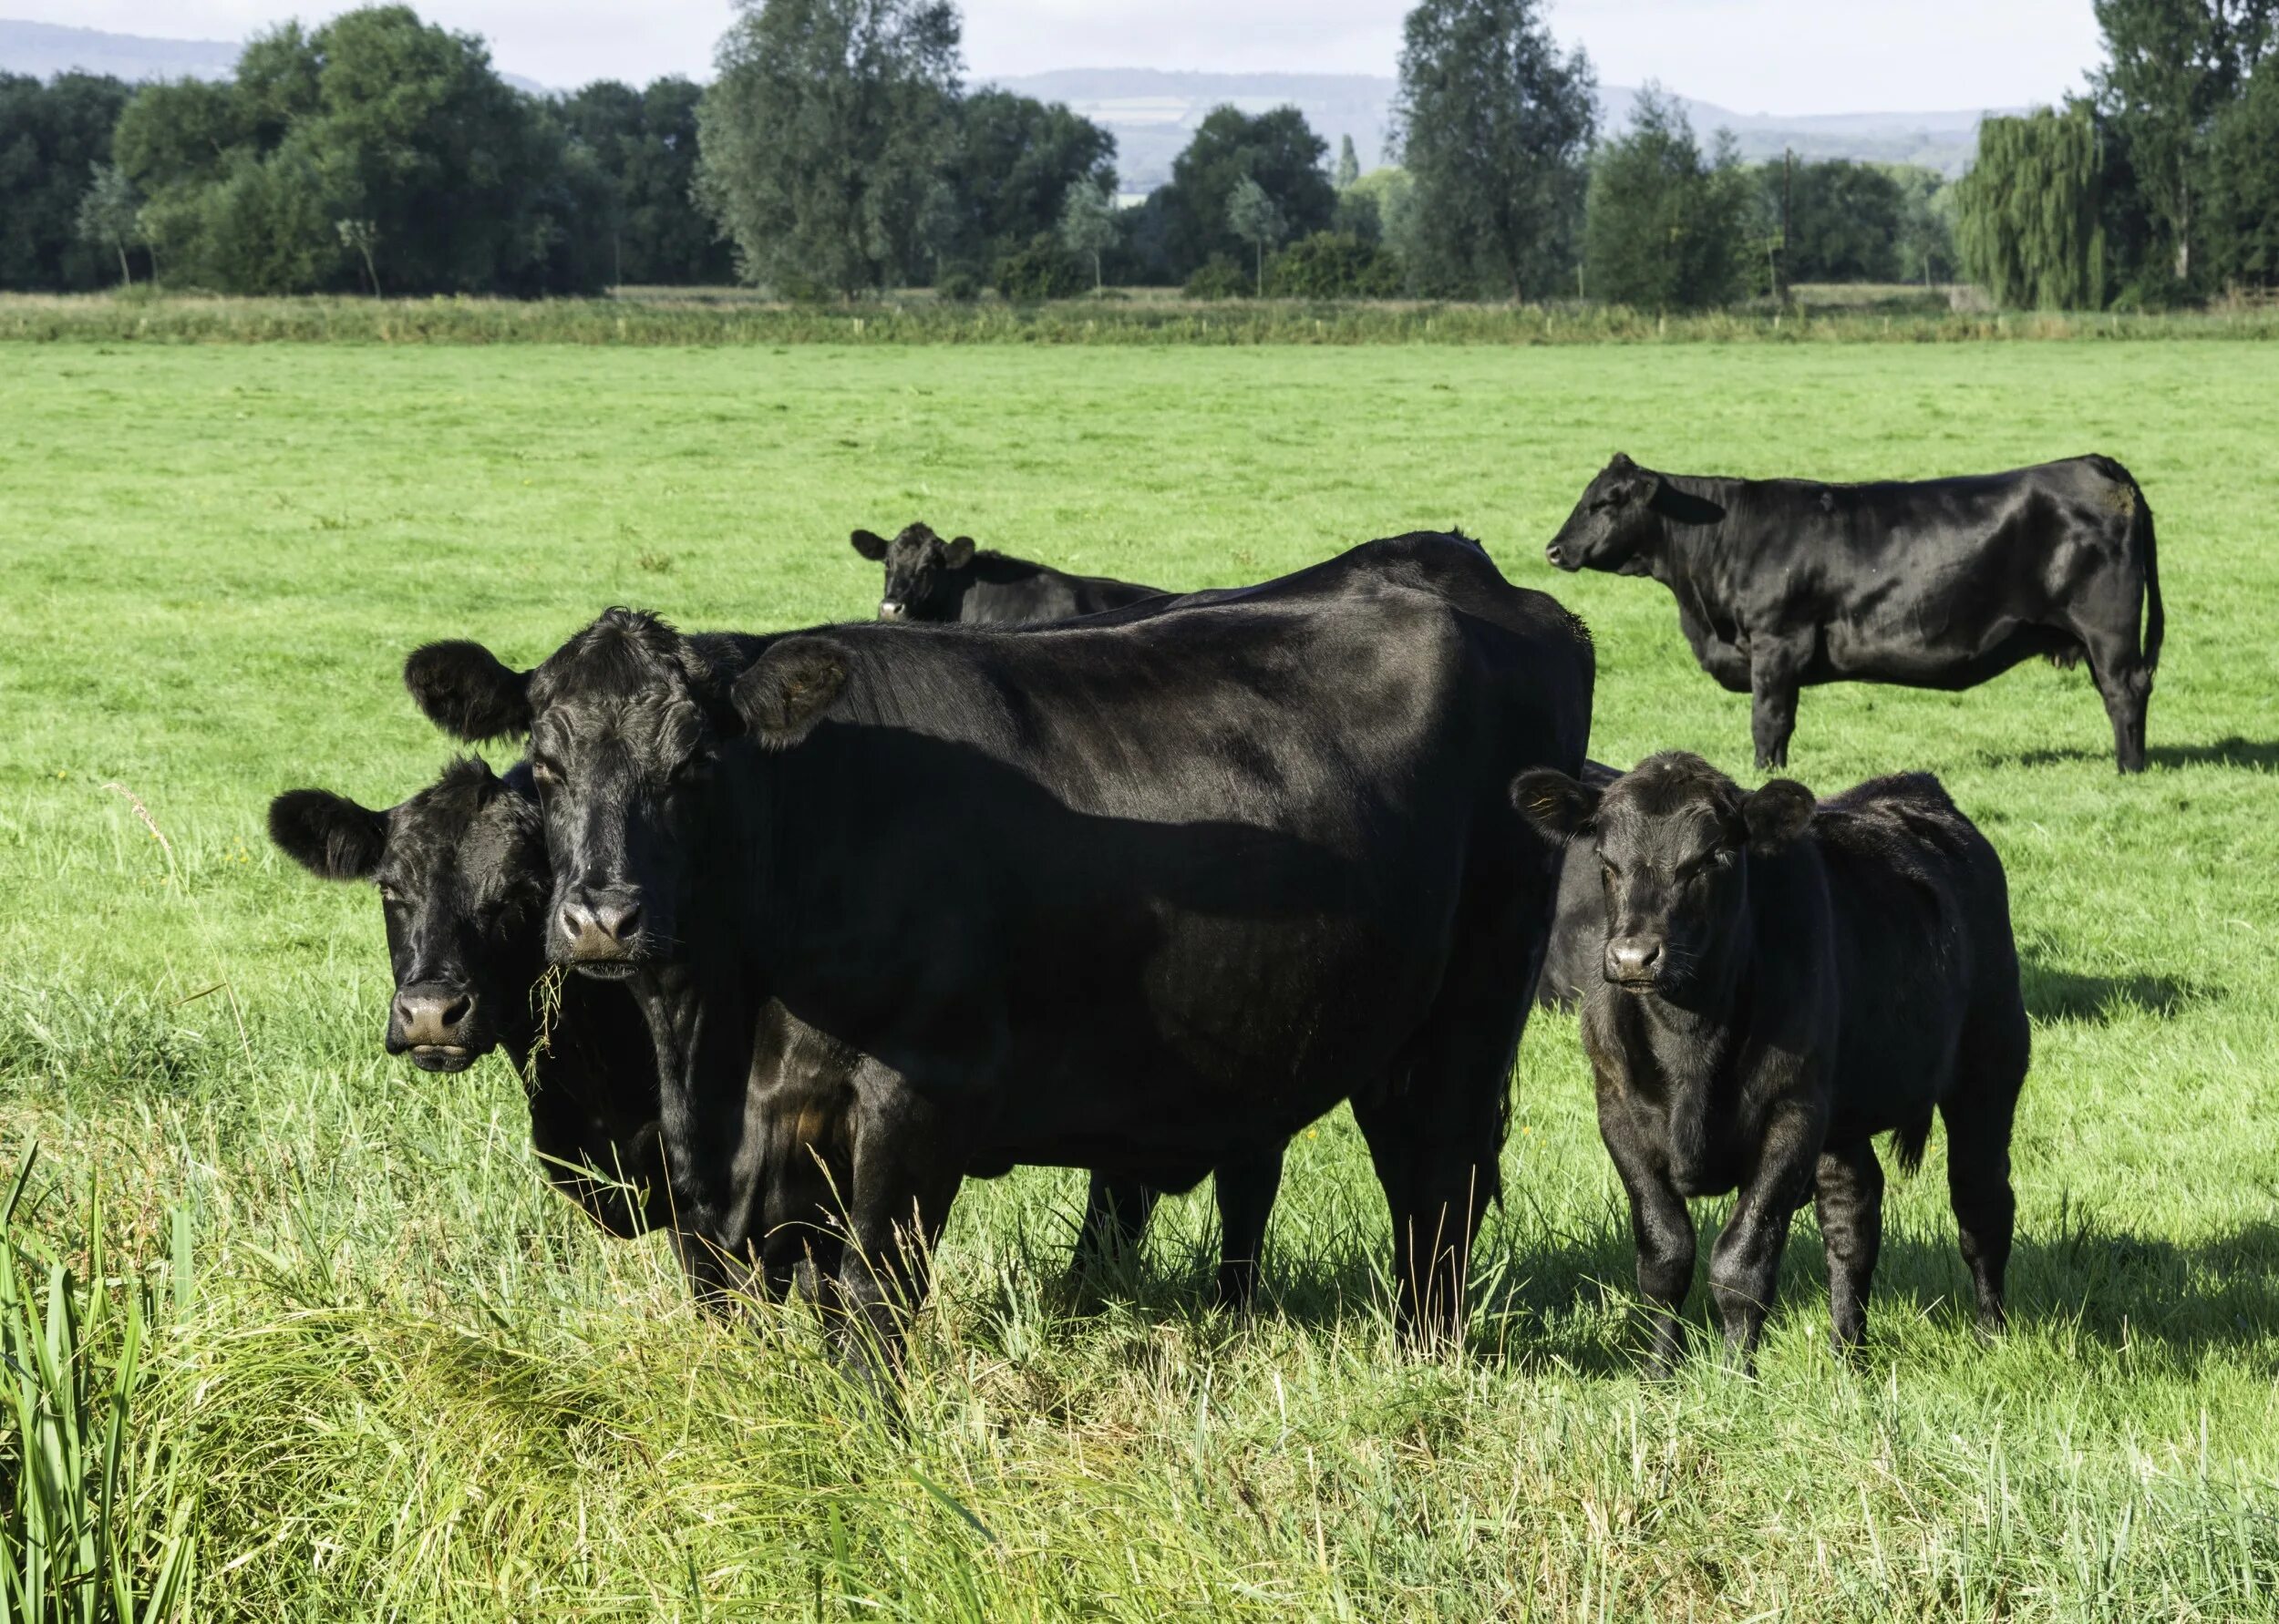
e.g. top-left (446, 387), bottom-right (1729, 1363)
top-left (3, 0), bottom-right (2266, 307)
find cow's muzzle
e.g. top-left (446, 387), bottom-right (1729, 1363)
top-left (388, 982), bottom-right (480, 1071)
top-left (877, 601), bottom-right (908, 622)
top-left (556, 889), bottom-right (645, 978)
top-left (1545, 540), bottom-right (1582, 571)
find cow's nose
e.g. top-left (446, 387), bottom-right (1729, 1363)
top-left (878, 601), bottom-right (907, 622)
top-left (393, 983), bottom-right (473, 1046)
top-left (558, 893), bottom-right (642, 958)
top-left (1545, 542), bottom-right (1566, 568)
top-left (1604, 938), bottom-right (1663, 985)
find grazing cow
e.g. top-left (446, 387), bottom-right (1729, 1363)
top-left (406, 533), bottom-right (1594, 1361)
top-left (1543, 454), bottom-right (2162, 772)
top-left (850, 521), bottom-right (1166, 623)
top-left (1533, 759), bottom-right (1624, 1009)
top-left (1512, 753), bottom-right (2027, 1372)
top-left (267, 759), bottom-right (666, 1237)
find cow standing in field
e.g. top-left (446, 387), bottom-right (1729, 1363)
top-left (407, 533), bottom-right (1595, 1362)
top-left (1543, 455), bottom-right (2162, 772)
top-left (1513, 753), bottom-right (2028, 1373)
top-left (851, 521), bottom-right (1167, 623)
top-left (267, 759), bottom-right (667, 1238)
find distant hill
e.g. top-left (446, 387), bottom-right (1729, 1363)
top-left (995, 69), bottom-right (2008, 193)
top-left (0, 17), bottom-right (549, 93)
top-left (0, 18), bottom-right (237, 80)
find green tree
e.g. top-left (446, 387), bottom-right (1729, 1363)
top-left (1583, 87), bottom-right (1749, 310)
top-left (114, 6), bottom-right (596, 295)
top-left (560, 77), bottom-right (735, 285)
top-left (1954, 104), bottom-right (2107, 309)
top-left (1391, 0), bottom-right (1595, 300)
top-left (1227, 174), bottom-right (1288, 294)
top-left (2091, 0), bottom-right (2276, 288)
top-left (1155, 105), bottom-right (1335, 279)
top-left (696, 0), bottom-right (962, 297)
top-left (1883, 165), bottom-right (1958, 284)
top-left (2203, 47), bottom-right (2279, 286)
top-left (74, 162), bottom-right (142, 288)
top-left (1335, 134), bottom-right (1361, 190)
top-left (944, 88), bottom-right (1116, 274)
top-left (1767, 159), bottom-right (1906, 283)
top-left (1057, 178), bottom-right (1119, 292)
top-left (0, 71), bottom-right (137, 291)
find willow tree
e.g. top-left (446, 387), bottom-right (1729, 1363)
top-left (1954, 106), bottom-right (2107, 309)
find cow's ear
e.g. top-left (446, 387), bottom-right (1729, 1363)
top-left (942, 536), bottom-right (976, 569)
top-left (851, 528), bottom-right (889, 561)
top-left (405, 641), bottom-right (534, 742)
top-left (732, 636), bottom-right (850, 748)
top-left (268, 788), bottom-right (388, 881)
top-left (1741, 779), bottom-right (1815, 854)
top-left (1608, 451), bottom-right (1634, 472)
top-left (1511, 768), bottom-right (1601, 839)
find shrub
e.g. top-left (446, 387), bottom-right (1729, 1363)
top-left (1267, 232), bottom-right (1406, 299)
top-left (993, 233), bottom-right (1087, 303)
top-left (934, 267), bottom-right (983, 303)
top-left (1181, 254), bottom-right (1248, 300)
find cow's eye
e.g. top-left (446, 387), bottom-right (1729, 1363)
top-left (1600, 857), bottom-right (1621, 880)
top-left (530, 757), bottom-right (561, 786)
top-left (376, 884), bottom-right (404, 905)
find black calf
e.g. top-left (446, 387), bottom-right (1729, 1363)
top-left (1513, 752), bottom-right (2028, 1371)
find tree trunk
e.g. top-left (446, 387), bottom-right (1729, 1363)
top-left (116, 242), bottom-right (131, 289)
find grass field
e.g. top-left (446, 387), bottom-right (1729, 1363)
top-left (3, 338), bottom-right (2276, 1620)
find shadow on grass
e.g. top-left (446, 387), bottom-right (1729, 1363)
top-left (2021, 952), bottom-right (2210, 1023)
top-left (1985, 735), bottom-right (2279, 771)
top-left (1011, 1188), bottom-right (2279, 1375)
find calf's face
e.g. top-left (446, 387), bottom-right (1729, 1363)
top-left (1512, 752), bottom-right (1814, 998)
top-left (268, 760), bottom-right (549, 1069)
top-left (850, 522), bottom-right (976, 621)
top-left (1545, 453), bottom-right (1663, 576)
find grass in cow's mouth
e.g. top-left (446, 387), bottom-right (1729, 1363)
top-left (2, 337), bottom-right (2275, 1619)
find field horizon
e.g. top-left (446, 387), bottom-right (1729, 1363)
top-left (3, 337), bottom-right (2275, 1619)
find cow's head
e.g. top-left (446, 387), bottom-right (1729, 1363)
top-left (1511, 751), bottom-right (1813, 999)
top-left (1544, 453), bottom-right (1665, 576)
top-left (268, 758), bottom-right (549, 1069)
top-left (849, 522), bottom-right (976, 622)
top-left (407, 614), bottom-right (752, 979)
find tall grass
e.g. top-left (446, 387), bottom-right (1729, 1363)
top-left (6, 290), bottom-right (2279, 346)
top-left (0, 1150), bottom-right (197, 1624)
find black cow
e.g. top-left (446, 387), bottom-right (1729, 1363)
top-left (407, 533), bottom-right (1594, 1358)
top-left (267, 759), bottom-right (666, 1238)
top-left (1513, 753), bottom-right (2028, 1373)
top-left (1544, 454), bottom-right (2163, 772)
top-left (851, 520), bottom-right (1166, 623)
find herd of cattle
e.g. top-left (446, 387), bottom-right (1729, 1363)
top-left (268, 452), bottom-right (2163, 1372)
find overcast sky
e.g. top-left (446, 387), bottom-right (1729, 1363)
top-left (24, 1), bottom-right (2103, 115)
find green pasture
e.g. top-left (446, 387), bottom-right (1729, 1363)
top-left (2, 339), bottom-right (2275, 1619)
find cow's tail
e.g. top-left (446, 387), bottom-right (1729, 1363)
top-left (1888, 1111), bottom-right (1934, 1177)
top-left (2138, 489), bottom-right (2163, 673)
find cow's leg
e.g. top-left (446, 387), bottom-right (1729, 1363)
top-left (1707, 1104), bottom-right (1820, 1372)
top-left (1940, 1076), bottom-right (2020, 1336)
top-left (1813, 1138), bottom-right (1884, 1355)
top-left (2080, 627), bottom-right (2151, 774)
top-left (1212, 1139), bottom-right (1288, 1311)
top-left (1748, 647), bottom-right (1805, 770)
top-left (830, 1079), bottom-right (965, 1376)
top-left (1069, 1172), bottom-right (1158, 1296)
top-left (1598, 1091), bottom-right (1696, 1376)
